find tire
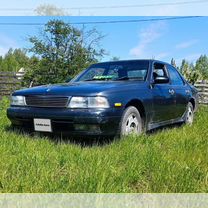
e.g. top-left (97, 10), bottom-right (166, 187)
top-left (184, 102), bottom-right (194, 125)
top-left (119, 106), bottom-right (142, 136)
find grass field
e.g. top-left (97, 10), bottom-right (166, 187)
top-left (0, 97), bottom-right (208, 193)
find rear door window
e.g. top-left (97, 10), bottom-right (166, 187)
top-left (167, 65), bottom-right (184, 86)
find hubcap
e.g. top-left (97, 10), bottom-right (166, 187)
top-left (186, 106), bottom-right (193, 124)
top-left (125, 113), bottom-right (139, 134)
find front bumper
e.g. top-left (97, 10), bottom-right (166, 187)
top-left (7, 106), bottom-right (122, 136)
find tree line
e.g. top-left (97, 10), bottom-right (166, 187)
top-left (0, 19), bottom-right (207, 86)
top-left (171, 56), bottom-right (208, 84)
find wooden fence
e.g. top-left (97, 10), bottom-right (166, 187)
top-left (195, 81), bottom-right (208, 104)
top-left (0, 72), bottom-right (24, 100)
top-left (0, 71), bottom-right (208, 104)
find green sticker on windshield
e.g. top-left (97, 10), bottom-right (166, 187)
top-left (93, 75), bottom-right (113, 80)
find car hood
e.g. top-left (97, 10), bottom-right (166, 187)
top-left (13, 81), bottom-right (146, 96)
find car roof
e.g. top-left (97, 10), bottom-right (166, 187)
top-left (94, 59), bottom-right (170, 65)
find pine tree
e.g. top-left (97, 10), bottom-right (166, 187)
top-left (180, 59), bottom-right (201, 84)
top-left (171, 58), bottom-right (176, 68)
top-left (195, 55), bottom-right (208, 79)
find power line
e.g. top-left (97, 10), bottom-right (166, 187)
top-left (0, 0), bottom-right (207, 11)
top-left (0, 16), bottom-right (203, 26)
top-left (68, 0), bottom-right (208, 10)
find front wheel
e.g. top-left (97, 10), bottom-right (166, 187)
top-left (184, 102), bottom-right (194, 125)
top-left (119, 106), bottom-right (142, 136)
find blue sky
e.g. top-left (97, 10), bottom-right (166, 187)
top-left (0, 16), bottom-right (208, 66)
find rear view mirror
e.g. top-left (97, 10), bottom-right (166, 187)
top-left (154, 76), bottom-right (169, 84)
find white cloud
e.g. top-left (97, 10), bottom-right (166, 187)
top-left (129, 22), bottom-right (167, 58)
top-left (175, 39), bottom-right (199, 49)
top-left (0, 34), bottom-right (18, 56)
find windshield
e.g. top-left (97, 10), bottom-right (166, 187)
top-left (73, 60), bottom-right (149, 82)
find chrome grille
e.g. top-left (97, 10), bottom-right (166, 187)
top-left (25, 96), bottom-right (69, 108)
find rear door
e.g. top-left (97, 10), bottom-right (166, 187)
top-left (166, 64), bottom-right (189, 118)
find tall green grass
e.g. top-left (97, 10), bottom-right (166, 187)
top-left (0, 97), bottom-right (208, 193)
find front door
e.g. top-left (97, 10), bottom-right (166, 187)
top-left (151, 62), bottom-right (176, 123)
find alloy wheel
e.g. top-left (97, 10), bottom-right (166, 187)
top-left (125, 113), bottom-right (140, 134)
top-left (186, 104), bottom-right (194, 124)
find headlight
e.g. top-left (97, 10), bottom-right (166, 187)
top-left (11, 96), bottom-right (26, 106)
top-left (68, 96), bottom-right (109, 108)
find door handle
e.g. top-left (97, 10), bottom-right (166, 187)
top-left (169, 89), bottom-right (175, 95)
top-left (185, 90), bottom-right (190, 94)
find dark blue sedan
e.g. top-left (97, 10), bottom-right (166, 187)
top-left (7, 60), bottom-right (198, 137)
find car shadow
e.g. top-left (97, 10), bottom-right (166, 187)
top-left (5, 122), bottom-right (184, 147)
top-left (5, 125), bottom-right (116, 147)
top-left (55, 136), bottom-right (116, 147)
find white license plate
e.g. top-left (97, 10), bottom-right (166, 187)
top-left (34, 119), bottom-right (52, 132)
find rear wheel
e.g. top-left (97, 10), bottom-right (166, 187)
top-left (119, 106), bottom-right (142, 136)
top-left (184, 102), bottom-right (194, 125)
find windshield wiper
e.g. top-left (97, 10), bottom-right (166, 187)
top-left (114, 76), bottom-right (129, 81)
top-left (114, 76), bottom-right (144, 81)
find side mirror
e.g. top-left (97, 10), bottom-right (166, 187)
top-left (154, 76), bottom-right (169, 84)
